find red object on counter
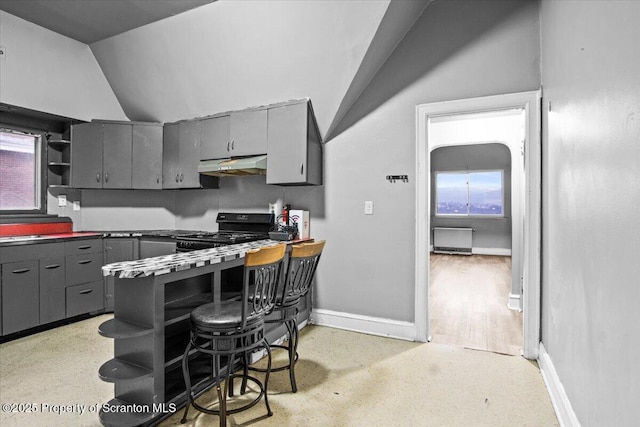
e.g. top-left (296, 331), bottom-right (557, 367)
top-left (0, 222), bottom-right (73, 237)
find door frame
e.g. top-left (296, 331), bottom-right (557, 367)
top-left (415, 90), bottom-right (541, 359)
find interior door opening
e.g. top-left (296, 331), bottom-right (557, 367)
top-left (415, 91), bottom-right (542, 359)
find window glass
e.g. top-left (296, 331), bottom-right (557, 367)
top-left (0, 130), bottom-right (40, 211)
top-left (436, 172), bottom-right (468, 215)
top-left (469, 171), bottom-right (503, 215)
top-left (436, 170), bottom-right (503, 216)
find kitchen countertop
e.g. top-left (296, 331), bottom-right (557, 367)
top-left (0, 232), bottom-right (101, 246)
top-left (102, 239), bottom-right (283, 279)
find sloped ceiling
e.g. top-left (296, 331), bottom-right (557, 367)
top-left (0, 0), bottom-right (215, 44)
top-left (89, 0), bottom-right (431, 140)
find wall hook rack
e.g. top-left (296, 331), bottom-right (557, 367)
top-left (386, 175), bottom-right (409, 183)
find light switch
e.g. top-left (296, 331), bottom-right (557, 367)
top-left (72, 201), bottom-right (80, 211)
top-left (58, 195), bottom-right (67, 207)
top-left (364, 201), bottom-right (374, 215)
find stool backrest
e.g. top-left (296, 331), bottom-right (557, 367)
top-left (243, 243), bottom-right (287, 326)
top-left (277, 240), bottom-right (325, 307)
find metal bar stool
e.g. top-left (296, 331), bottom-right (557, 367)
top-left (180, 243), bottom-right (286, 426)
top-left (251, 240), bottom-right (325, 392)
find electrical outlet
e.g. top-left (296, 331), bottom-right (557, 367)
top-left (58, 195), bottom-right (67, 207)
top-left (73, 201), bottom-right (80, 211)
top-left (364, 201), bottom-right (374, 215)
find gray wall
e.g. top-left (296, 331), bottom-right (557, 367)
top-left (540, 0), bottom-right (640, 425)
top-left (430, 143), bottom-right (512, 251)
top-left (314, 0), bottom-right (540, 321)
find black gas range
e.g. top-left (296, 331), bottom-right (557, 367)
top-left (175, 212), bottom-right (274, 252)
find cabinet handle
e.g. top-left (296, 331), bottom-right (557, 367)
top-left (176, 173), bottom-right (180, 183)
top-left (78, 289), bottom-right (93, 295)
top-left (105, 173), bottom-right (109, 183)
top-left (44, 264), bottom-right (61, 269)
top-left (300, 164), bottom-right (304, 175)
top-left (96, 173), bottom-right (101, 182)
top-left (231, 140), bottom-right (235, 150)
top-left (180, 173), bottom-right (184, 182)
top-left (12, 268), bottom-right (30, 274)
top-left (156, 174), bottom-right (160, 183)
top-left (78, 245), bottom-right (92, 250)
top-left (227, 141), bottom-right (230, 152)
top-left (78, 260), bottom-right (93, 265)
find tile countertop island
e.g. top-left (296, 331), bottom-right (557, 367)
top-left (102, 239), bottom-right (282, 279)
top-left (98, 238), bottom-right (304, 427)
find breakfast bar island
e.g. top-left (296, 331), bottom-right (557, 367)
top-left (98, 239), bottom-right (299, 427)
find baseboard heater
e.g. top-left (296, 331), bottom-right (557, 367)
top-left (433, 227), bottom-right (473, 255)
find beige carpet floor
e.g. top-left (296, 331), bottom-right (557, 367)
top-left (0, 315), bottom-right (558, 426)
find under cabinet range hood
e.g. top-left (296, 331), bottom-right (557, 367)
top-left (198, 155), bottom-right (267, 177)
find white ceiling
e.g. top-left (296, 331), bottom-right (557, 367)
top-left (0, 0), bottom-right (215, 44)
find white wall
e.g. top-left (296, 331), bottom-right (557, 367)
top-left (540, 1), bottom-right (640, 425)
top-left (0, 11), bottom-right (127, 121)
top-left (314, 0), bottom-right (540, 323)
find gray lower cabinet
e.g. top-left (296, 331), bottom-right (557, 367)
top-left (39, 257), bottom-right (66, 324)
top-left (65, 239), bottom-right (104, 318)
top-left (139, 237), bottom-right (176, 258)
top-left (104, 238), bottom-right (137, 311)
top-left (1, 260), bottom-right (39, 335)
top-left (66, 281), bottom-right (104, 318)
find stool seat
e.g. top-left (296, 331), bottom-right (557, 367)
top-left (191, 301), bottom-right (262, 329)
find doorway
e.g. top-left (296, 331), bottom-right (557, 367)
top-left (415, 91), bottom-right (541, 359)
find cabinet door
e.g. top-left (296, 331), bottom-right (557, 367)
top-left (162, 123), bottom-right (181, 189)
top-left (230, 109), bottom-right (268, 156)
top-left (104, 238), bottom-right (136, 311)
top-left (39, 257), bottom-right (66, 324)
top-left (102, 123), bottom-right (133, 189)
top-left (266, 102), bottom-right (308, 184)
top-left (132, 124), bottom-right (163, 189)
top-left (200, 115), bottom-right (231, 160)
top-left (2, 261), bottom-right (39, 335)
top-left (71, 123), bottom-right (103, 189)
top-left (178, 120), bottom-right (202, 188)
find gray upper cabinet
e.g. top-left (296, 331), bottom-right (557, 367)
top-left (71, 122), bottom-right (104, 189)
top-left (72, 121), bottom-right (162, 190)
top-left (266, 100), bottom-right (323, 185)
top-left (200, 115), bottom-right (230, 160)
top-left (230, 109), bottom-right (268, 157)
top-left (200, 110), bottom-right (268, 159)
top-left (132, 123), bottom-right (163, 189)
top-left (163, 120), bottom-right (211, 189)
top-left (102, 123), bottom-right (133, 189)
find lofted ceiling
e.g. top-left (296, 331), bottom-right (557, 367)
top-left (0, 0), bottom-right (215, 44)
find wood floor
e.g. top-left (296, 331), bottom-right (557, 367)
top-left (429, 253), bottom-right (523, 356)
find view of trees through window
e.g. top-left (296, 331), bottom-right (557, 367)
top-left (0, 130), bottom-right (39, 210)
top-left (436, 170), bottom-right (503, 216)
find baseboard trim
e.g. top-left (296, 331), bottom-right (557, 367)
top-left (311, 309), bottom-right (415, 341)
top-left (429, 246), bottom-right (511, 256)
top-left (472, 247), bottom-right (512, 256)
top-left (538, 342), bottom-right (581, 427)
top-left (508, 293), bottom-right (522, 311)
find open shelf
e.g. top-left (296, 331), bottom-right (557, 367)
top-left (99, 318), bottom-right (154, 339)
top-left (165, 292), bottom-right (212, 326)
top-left (47, 138), bottom-right (71, 187)
top-left (99, 358), bottom-right (153, 383)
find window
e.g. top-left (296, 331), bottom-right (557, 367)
top-left (0, 129), bottom-right (43, 212)
top-left (436, 170), bottom-right (503, 216)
